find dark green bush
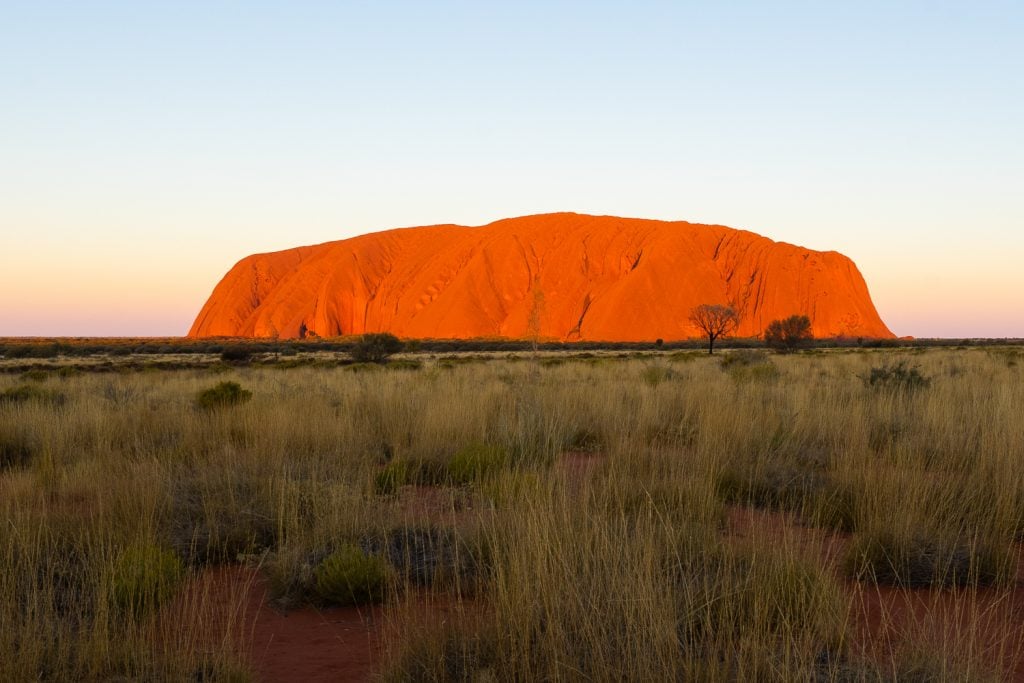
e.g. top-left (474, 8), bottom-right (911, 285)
top-left (0, 430), bottom-right (36, 470)
top-left (220, 346), bottom-right (254, 363)
top-left (865, 361), bottom-right (930, 392)
top-left (313, 544), bottom-right (388, 606)
top-left (764, 315), bottom-right (814, 353)
top-left (109, 543), bottom-right (185, 616)
top-left (350, 333), bottom-right (404, 364)
top-left (194, 381), bottom-right (252, 410)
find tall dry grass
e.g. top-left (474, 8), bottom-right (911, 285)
top-left (0, 347), bottom-right (1021, 680)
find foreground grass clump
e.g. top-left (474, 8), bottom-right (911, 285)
top-left (194, 380), bottom-right (252, 409)
top-left (843, 528), bottom-right (1009, 588)
top-left (0, 430), bottom-right (36, 470)
top-left (447, 443), bottom-right (508, 484)
top-left (313, 544), bottom-right (389, 606)
top-left (717, 461), bottom-right (857, 531)
top-left (373, 459), bottom-right (449, 495)
top-left (865, 361), bottom-right (931, 392)
top-left (0, 383), bottom-right (66, 406)
top-left (109, 543), bottom-right (185, 616)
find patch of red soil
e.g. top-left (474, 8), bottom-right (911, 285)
top-left (246, 579), bottom-right (382, 682)
top-left (557, 450), bottom-right (605, 489)
top-left (171, 565), bottom-right (383, 682)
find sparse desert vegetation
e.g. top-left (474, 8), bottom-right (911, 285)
top-left (1, 345), bottom-right (1023, 680)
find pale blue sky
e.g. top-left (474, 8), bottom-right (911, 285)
top-left (1, 1), bottom-right (1022, 337)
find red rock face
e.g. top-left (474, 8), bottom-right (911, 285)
top-left (188, 213), bottom-right (893, 340)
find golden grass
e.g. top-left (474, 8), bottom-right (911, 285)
top-left (1, 347), bottom-right (1022, 680)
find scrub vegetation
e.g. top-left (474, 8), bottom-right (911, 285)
top-left (0, 344), bottom-right (1022, 680)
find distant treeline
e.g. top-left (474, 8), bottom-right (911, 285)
top-left (0, 336), bottom-right (1021, 359)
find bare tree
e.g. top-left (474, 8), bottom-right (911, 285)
top-left (689, 304), bottom-right (739, 355)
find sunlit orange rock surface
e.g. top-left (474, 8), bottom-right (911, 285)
top-left (189, 213), bottom-right (893, 341)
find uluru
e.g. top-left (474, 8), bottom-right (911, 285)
top-left (188, 213), bottom-right (893, 341)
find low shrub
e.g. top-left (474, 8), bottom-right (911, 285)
top-left (313, 544), bottom-right (388, 606)
top-left (373, 459), bottom-right (450, 495)
top-left (640, 364), bottom-right (673, 387)
top-left (350, 333), bottom-right (404, 364)
top-left (0, 430), bottom-right (36, 470)
top-left (843, 529), bottom-right (1009, 588)
top-left (363, 526), bottom-right (490, 590)
top-left (194, 381), bottom-right (252, 410)
top-left (219, 346), bottom-right (254, 363)
top-left (719, 349), bottom-right (770, 368)
top-left (864, 361), bottom-right (930, 392)
top-left (109, 543), bottom-right (185, 617)
top-left (672, 543), bottom-right (845, 658)
top-left (447, 443), bottom-right (508, 485)
top-left (0, 384), bottom-right (66, 406)
top-left (564, 428), bottom-right (602, 453)
top-left (382, 620), bottom-right (498, 682)
top-left (717, 463), bottom-right (856, 531)
top-left (166, 476), bottom-right (277, 565)
top-left (263, 546), bottom-right (328, 609)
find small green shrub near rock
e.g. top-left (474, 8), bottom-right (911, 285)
top-left (195, 381), bottom-right (252, 410)
top-left (109, 543), bottom-right (185, 616)
top-left (313, 544), bottom-right (388, 606)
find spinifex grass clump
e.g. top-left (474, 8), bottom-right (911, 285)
top-left (843, 528), bottom-right (1010, 588)
top-left (373, 458), bottom-right (450, 495)
top-left (717, 461), bottom-right (857, 531)
top-left (108, 543), bottom-right (185, 616)
top-left (194, 381), bottom-right (252, 409)
top-left (364, 526), bottom-right (491, 591)
top-left (865, 361), bottom-right (931, 392)
top-left (166, 473), bottom-right (278, 565)
top-left (0, 430), bottom-right (36, 470)
top-left (0, 384), bottom-right (66, 406)
top-left (313, 544), bottom-right (389, 606)
top-left (447, 443), bottom-right (508, 485)
top-left (719, 349), bottom-right (779, 382)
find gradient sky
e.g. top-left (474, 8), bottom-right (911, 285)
top-left (2, 1), bottom-right (1022, 338)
